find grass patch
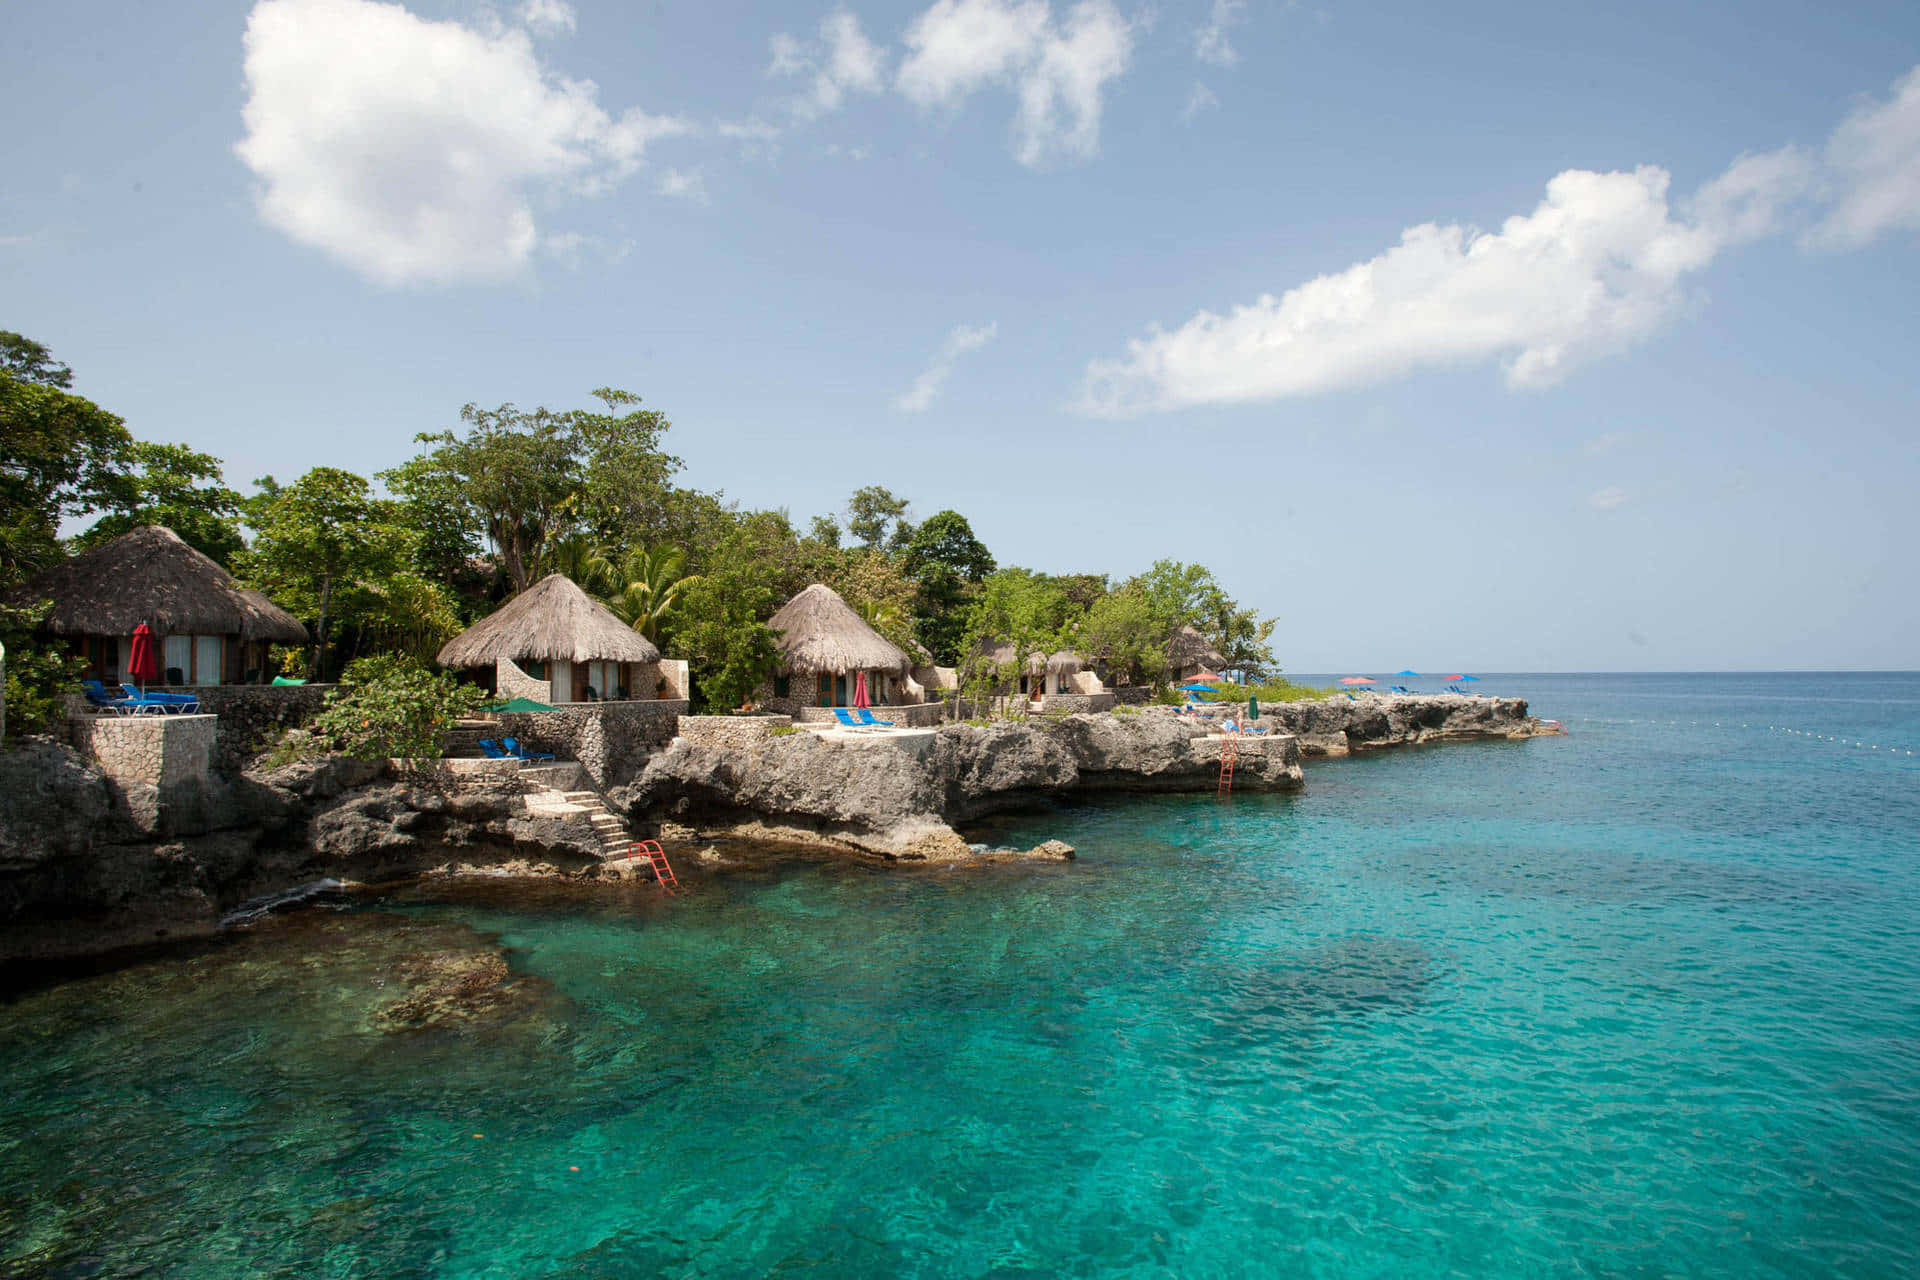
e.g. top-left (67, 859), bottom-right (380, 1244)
top-left (1194, 678), bottom-right (1342, 704)
top-left (767, 724), bottom-right (799, 737)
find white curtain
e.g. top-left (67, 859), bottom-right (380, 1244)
top-left (194, 636), bottom-right (222, 685)
top-left (163, 634), bottom-right (191, 682)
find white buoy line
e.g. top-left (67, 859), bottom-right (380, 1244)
top-left (1581, 717), bottom-right (1915, 756)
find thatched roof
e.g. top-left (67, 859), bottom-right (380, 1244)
top-left (436, 573), bottom-right (659, 669)
top-left (1168, 624), bottom-right (1226, 670)
top-left (975, 639), bottom-right (1084, 675)
top-left (768, 583), bottom-right (909, 675)
top-left (10, 525), bottom-right (308, 643)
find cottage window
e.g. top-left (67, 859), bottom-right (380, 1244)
top-left (163, 634), bottom-right (191, 684)
top-left (773, 673), bottom-right (789, 699)
top-left (817, 672), bottom-right (833, 706)
top-left (194, 635), bottom-right (222, 685)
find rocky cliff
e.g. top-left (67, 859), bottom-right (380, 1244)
top-left (619, 710), bottom-right (1306, 860)
top-left (1, 694), bottom-right (1549, 966)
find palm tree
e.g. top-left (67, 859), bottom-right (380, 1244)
top-left (604, 545), bottom-right (696, 643)
top-left (536, 532), bottom-right (617, 597)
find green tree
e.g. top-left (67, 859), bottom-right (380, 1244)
top-left (668, 569), bottom-right (779, 712)
top-left (571, 388), bottom-right (683, 546)
top-left (844, 485), bottom-right (913, 551)
top-left (408, 403), bottom-right (583, 593)
top-left (0, 598), bottom-right (86, 743)
top-left (1080, 584), bottom-right (1170, 688)
top-left (0, 333), bottom-right (132, 586)
top-left (900, 509), bottom-right (995, 664)
top-left (76, 441), bottom-right (246, 566)
top-left (602, 544), bottom-right (698, 643)
top-left (308, 654), bottom-right (485, 761)
top-left (240, 468), bottom-right (410, 679)
top-left (960, 568), bottom-right (1073, 716)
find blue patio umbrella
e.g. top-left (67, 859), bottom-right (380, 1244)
top-left (1458, 674), bottom-right (1480, 682)
top-left (1392, 669), bottom-right (1420, 677)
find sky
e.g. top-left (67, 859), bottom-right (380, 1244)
top-left (4, 0), bottom-right (1918, 672)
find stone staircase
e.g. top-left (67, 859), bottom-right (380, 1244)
top-left (523, 783), bottom-right (635, 861)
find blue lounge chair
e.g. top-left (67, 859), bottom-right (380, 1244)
top-left (82, 680), bottom-right (133, 714)
top-left (120, 683), bottom-right (199, 714)
top-left (477, 738), bottom-right (508, 759)
top-left (502, 736), bottom-right (554, 761)
top-left (855, 708), bottom-right (894, 727)
top-left (832, 708), bottom-right (867, 729)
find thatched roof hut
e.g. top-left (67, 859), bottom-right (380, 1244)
top-left (1167, 624), bottom-right (1226, 673)
top-left (11, 525), bottom-right (307, 643)
top-left (768, 584), bottom-right (908, 675)
top-left (974, 639), bottom-right (1084, 675)
top-left (437, 573), bottom-right (659, 669)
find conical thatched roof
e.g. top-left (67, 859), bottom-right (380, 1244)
top-left (1168, 624), bottom-right (1226, 670)
top-left (436, 573), bottom-right (659, 669)
top-left (975, 638), bottom-right (1084, 675)
top-left (768, 583), bottom-right (909, 675)
top-left (10, 525), bottom-right (308, 643)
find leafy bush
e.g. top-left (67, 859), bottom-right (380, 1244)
top-left (308, 655), bottom-right (485, 761)
top-left (0, 599), bottom-right (86, 745)
top-left (1196, 678), bottom-right (1339, 704)
top-left (766, 724), bottom-right (799, 737)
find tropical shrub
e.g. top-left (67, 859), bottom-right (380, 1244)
top-left (0, 600), bottom-right (84, 745)
top-left (308, 655), bottom-right (485, 761)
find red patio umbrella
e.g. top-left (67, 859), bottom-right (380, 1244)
top-left (1188, 670), bottom-right (1223, 683)
top-left (852, 670), bottom-right (871, 709)
top-left (128, 623), bottom-right (159, 691)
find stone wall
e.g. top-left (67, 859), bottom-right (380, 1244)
top-left (496, 658), bottom-right (549, 703)
top-left (1038, 692), bottom-right (1116, 715)
top-left (1111, 685), bottom-right (1152, 705)
top-left (70, 713), bottom-right (214, 789)
top-left (488, 699), bottom-right (689, 788)
top-left (69, 684), bottom-right (339, 774)
top-left (675, 714), bottom-right (794, 749)
top-left (792, 701), bottom-right (945, 727)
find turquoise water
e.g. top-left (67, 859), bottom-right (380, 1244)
top-left (4, 672), bottom-right (1919, 1277)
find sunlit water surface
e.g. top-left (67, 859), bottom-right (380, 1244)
top-left (4, 673), bottom-right (1919, 1277)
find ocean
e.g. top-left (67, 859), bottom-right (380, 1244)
top-left (3, 672), bottom-right (1917, 1277)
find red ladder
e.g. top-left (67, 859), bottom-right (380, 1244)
top-left (1218, 730), bottom-right (1239, 795)
top-left (629, 839), bottom-right (679, 890)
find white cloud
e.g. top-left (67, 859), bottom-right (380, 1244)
top-left (1181, 81), bottom-right (1219, 122)
top-left (236, 0), bottom-right (685, 287)
top-left (897, 0), bottom-right (1134, 167)
top-left (656, 168), bottom-right (709, 203)
top-left (1080, 60), bottom-right (1920, 414)
top-left (519, 0), bottom-right (575, 37)
top-left (895, 322), bottom-right (998, 411)
top-left (1587, 486), bottom-right (1629, 511)
top-left (770, 9), bottom-right (886, 119)
top-left (1081, 165), bottom-right (1744, 413)
top-left (1194, 0), bottom-right (1244, 67)
top-left (1811, 64), bottom-right (1920, 248)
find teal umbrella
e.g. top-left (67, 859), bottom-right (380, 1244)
top-left (484, 696), bottom-right (558, 713)
top-left (1248, 695), bottom-right (1259, 720)
top-left (1392, 669), bottom-right (1420, 677)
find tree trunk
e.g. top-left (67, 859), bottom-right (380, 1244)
top-left (308, 571), bottom-right (332, 681)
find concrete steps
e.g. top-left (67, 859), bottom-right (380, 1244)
top-left (524, 783), bottom-right (636, 860)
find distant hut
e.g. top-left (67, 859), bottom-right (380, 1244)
top-left (8, 525), bottom-right (307, 685)
top-left (436, 573), bottom-right (669, 704)
top-left (906, 637), bottom-right (957, 698)
top-left (758, 583), bottom-right (911, 712)
top-left (1167, 624), bottom-right (1227, 684)
top-left (972, 639), bottom-right (1100, 698)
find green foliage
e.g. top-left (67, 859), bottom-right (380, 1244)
top-left (238, 467), bottom-right (414, 679)
top-left (1079, 584), bottom-right (1169, 688)
top-left (844, 485), bottom-right (913, 551)
top-left (0, 334), bottom-right (133, 587)
top-left (901, 509), bottom-right (994, 664)
top-left (958, 568), bottom-right (1077, 716)
top-left (662, 521), bottom-right (783, 712)
top-left (76, 441), bottom-right (247, 566)
top-left (766, 723), bottom-right (799, 737)
top-left (1197, 678), bottom-right (1338, 704)
top-left (600, 544), bottom-right (698, 643)
top-left (308, 655), bottom-right (485, 761)
top-left (0, 599), bottom-right (85, 743)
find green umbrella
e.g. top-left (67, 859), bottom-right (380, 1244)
top-left (1248, 695), bottom-right (1259, 720)
top-left (483, 696), bottom-right (558, 713)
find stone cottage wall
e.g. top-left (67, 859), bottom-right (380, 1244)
top-left (71, 684), bottom-right (338, 773)
top-left (675, 714), bottom-right (793, 749)
top-left (489, 699), bottom-right (689, 788)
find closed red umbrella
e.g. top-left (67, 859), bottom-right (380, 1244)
top-left (852, 670), bottom-right (871, 709)
top-left (128, 623), bottom-right (159, 690)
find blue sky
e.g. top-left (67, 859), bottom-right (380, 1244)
top-left (4, 0), bottom-right (1917, 671)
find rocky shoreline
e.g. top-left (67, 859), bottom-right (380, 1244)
top-left (0, 695), bottom-right (1551, 968)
